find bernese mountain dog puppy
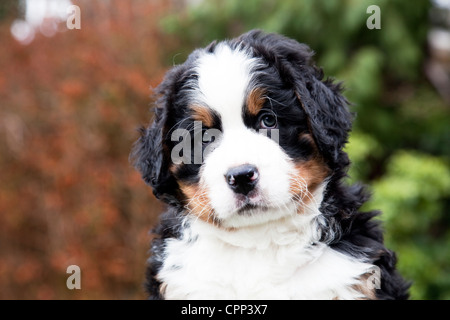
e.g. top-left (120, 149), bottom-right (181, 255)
top-left (132, 30), bottom-right (410, 300)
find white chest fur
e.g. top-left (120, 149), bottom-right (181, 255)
top-left (157, 213), bottom-right (375, 300)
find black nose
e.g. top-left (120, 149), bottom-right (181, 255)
top-left (225, 164), bottom-right (259, 195)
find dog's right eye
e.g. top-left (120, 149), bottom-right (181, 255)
top-left (202, 129), bottom-right (213, 145)
top-left (259, 113), bottom-right (277, 129)
top-left (202, 128), bottom-right (222, 146)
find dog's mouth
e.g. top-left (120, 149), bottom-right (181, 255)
top-left (234, 191), bottom-right (268, 215)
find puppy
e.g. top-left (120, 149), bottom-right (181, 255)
top-left (132, 30), bottom-right (409, 299)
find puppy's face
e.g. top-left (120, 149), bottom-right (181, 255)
top-left (133, 31), bottom-right (352, 229)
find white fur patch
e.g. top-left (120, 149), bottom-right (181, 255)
top-left (157, 186), bottom-right (375, 299)
top-left (194, 43), bottom-right (297, 226)
top-left (194, 43), bottom-right (258, 129)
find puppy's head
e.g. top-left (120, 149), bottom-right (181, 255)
top-left (132, 30), bottom-right (352, 228)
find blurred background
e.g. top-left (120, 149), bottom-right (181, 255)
top-left (0, 0), bottom-right (448, 300)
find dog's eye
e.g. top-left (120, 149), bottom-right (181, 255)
top-left (202, 128), bottom-right (222, 146)
top-left (259, 114), bottom-right (277, 129)
top-left (202, 129), bottom-right (213, 145)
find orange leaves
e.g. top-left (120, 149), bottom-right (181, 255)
top-left (0, 0), bottom-right (173, 299)
top-left (123, 70), bottom-right (151, 97)
top-left (59, 79), bottom-right (87, 99)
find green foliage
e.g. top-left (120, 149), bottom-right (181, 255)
top-left (162, 0), bottom-right (450, 299)
top-left (367, 151), bottom-right (450, 299)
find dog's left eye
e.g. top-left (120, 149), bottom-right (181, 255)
top-left (259, 114), bottom-right (277, 129)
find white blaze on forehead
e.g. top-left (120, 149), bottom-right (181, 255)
top-left (195, 44), bottom-right (257, 129)
top-left (194, 43), bottom-right (298, 226)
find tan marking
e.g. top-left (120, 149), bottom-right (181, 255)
top-left (351, 272), bottom-right (378, 300)
top-left (299, 132), bottom-right (321, 157)
top-left (159, 282), bottom-right (167, 297)
top-left (179, 182), bottom-right (217, 225)
top-left (299, 133), bottom-right (315, 147)
top-left (290, 156), bottom-right (330, 211)
top-left (290, 133), bottom-right (329, 200)
top-left (331, 272), bottom-right (378, 300)
top-left (246, 88), bottom-right (266, 116)
top-left (190, 105), bottom-right (215, 128)
top-left (169, 164), bottom-right (178, 174)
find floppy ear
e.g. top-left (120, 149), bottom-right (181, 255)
top-left (131, 68), bottom-right (182, 206)
top-left (295, 76), bottom-right (353, 169)
top-left (269, 34), bottom-right (353, 169)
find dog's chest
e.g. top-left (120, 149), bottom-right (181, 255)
top-left (157, 219), bottom-right (374, 300)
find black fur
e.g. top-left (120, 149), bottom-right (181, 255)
top-left (131, 30), bottom-right (410, 299)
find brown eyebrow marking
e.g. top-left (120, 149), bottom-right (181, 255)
top-left (190, 105), bottom-right (215, 127)
top-left (246, 87), bottom-right (266, 116)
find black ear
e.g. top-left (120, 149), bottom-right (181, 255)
top-left (132, 108), bottom-right (167, 189)
top-left (131, 67), bottom-right (183, 205)
top-left (295, 77), bottom-right (353, 169)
